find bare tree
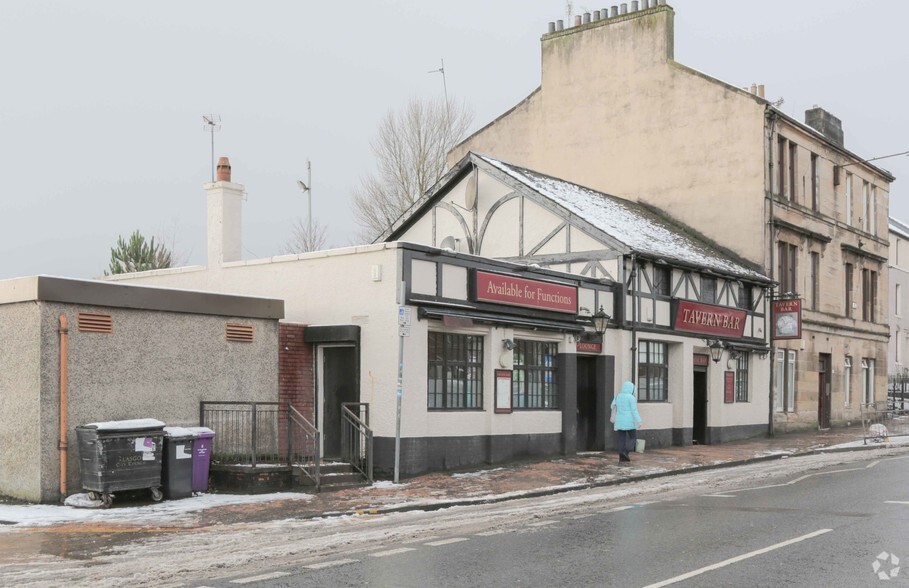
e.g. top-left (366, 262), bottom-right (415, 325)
top-left (353, 96), bottom-right (473, 242)
top-left (281, 216), bottom-right (329, 254)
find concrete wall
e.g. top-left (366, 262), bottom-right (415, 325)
top-left (0, 303), bottom-right (41, 500)
top-left (35, 303), bottom-right (278, 503)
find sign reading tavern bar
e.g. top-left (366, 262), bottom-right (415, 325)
top-left (475, 271), bottom-right (577, 314)
top-left (672, 300), bottom-right (747, 338)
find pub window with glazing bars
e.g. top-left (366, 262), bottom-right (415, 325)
top-left (735, 353), bottom-right (749, 402)
top-left (427, 332), bottom-right (483, 410)
top-left (512, 340), bottom-right (559, 409)
top-left (638, 340), bottom-right (668, 402)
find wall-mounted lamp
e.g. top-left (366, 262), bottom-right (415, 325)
top-left (580, 306), bottom-right (611, 336)
top-left (502, 339), bottom-right (517, 351)
top-left (706, 339), bottom-right (725, 363)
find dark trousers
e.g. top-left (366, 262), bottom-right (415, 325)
top-left (617, 429), bottom-right (637, 456)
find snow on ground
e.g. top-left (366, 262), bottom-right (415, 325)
top-left (451, 467), bottom-right (505, 479)
top-left (0, 492), bottom-right (313, 528)
top-left (371, 480), bottom-right (409, 489)
top-left (820, 436), bottom-right (909, 450)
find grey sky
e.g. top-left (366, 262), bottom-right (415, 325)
top-left (2, 1), bottom-right (907, 281)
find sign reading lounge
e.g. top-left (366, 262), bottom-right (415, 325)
top-left (672, 300), bottom-right (746, 338)
top-left (474, 271), bottom-right (577, 314)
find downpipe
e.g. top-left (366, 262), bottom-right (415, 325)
top-left (58, 314), bottom-right (69, 502)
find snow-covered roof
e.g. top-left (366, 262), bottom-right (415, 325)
top-left (477, 154), bottom-right (768, 282)
top-left (890, 217), bottom-right (909, 241)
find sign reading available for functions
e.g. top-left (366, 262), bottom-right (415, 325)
top-left (475, 271), bottom-right (577, 314)
top-left (673, 300), bottom-right (746, 338)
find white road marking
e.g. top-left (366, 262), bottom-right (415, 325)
top-left (641, 529), bottom-right (833, 588)
top-left (369, 547), bottom-right (417, 558)
top-left (231, 571), bottom-right (290, 584)
top-left (885, 501), bottom-right (909, 505)
top-left (527, 520), bottom-right (558, 527)
top-left (425, 537), bottom-right (469, 547)
top-left (570, 513), bottom-right (596, 519)
top-left (476, 529), bottom-right (507, 536)
top-left (703, 494), bottom-right (737, 498)
top-left (304, 559), bottom-right (359, 570)
top-left (607, 505), bottom-right (635, 512)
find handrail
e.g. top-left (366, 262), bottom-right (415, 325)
top-left (341, 402), bottom-right (373, 484)
top-left (288, 405), bottom-right (320, 489)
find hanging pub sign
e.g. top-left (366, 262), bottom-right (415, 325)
top-left (474, 271), bottom-right (577, 314)
top-left (772, 298), bottom-right (802, 340)
top-left (671, 300), bottom-right (746, 338)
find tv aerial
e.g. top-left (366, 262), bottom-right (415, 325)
top-left (202, 114), bottom-right (222, 182)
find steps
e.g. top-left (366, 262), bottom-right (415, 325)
top-left (294, 460), bottom-right (369, 493)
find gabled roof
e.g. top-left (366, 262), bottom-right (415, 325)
top-left (384, 152), bottom-right (769, 283)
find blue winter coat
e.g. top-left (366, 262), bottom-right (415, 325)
top-left (611, 381), bottom-right (642, 431)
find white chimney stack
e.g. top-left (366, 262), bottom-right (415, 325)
top-left (206, 156), bottom-right (243, 268)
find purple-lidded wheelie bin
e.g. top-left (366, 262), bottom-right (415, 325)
top-left (186, 427), bottom-right (215, 493)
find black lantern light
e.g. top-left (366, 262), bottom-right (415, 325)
top-left (707, 339), bottom-right (725, 363)
top-left (589, 306), bottom-right (611, 335)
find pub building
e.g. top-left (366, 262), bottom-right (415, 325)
top-left (112, 154), bottom-right (773, 478)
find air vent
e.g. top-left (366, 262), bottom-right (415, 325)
top-left (77, 312), bottom-right (113, 334)
top-left (226, 323), bottom-right (254, 343)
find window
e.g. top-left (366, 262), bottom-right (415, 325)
top-left (862, 181), bottom-right (870, 232)
top-left (512, 340), bottom-right (558, 409)
top-left (652, 266), bottom-right (671, 296)
top-left (845, 172), bottom-right (853, 225)
top-left (810, 153), bottom-right (819, 212)
top-left (789, 142), bottom-right (798, 202)
top-left (897, 284), bottom-right (902, 317)
top-left (777, 136), bottom-right (787, 196)
top-left (810, 252), bottom-right (820, 310)
top-left (862, 268), bottom-right (878, 322)
top-left (844, 356), bottom-right (852, 407)
top-left (845, 263), bottom-right (853, 318)
top-left (870, 185), bottom-right (877, 236)
top-left (861, 358), bottom-right (875, 405)
top-left (638, 341), bottom-right (668, 402)
top-left (427, 332), bottom-right (484, 409)
top-left (778, 242), bottom-right (798, 296)
top-left (775, 349), bottom-right (796, 412)
top-left (737, 283), bottom-right (752, 310)
top-left (700, 276), bottom-right (717, 304)
top-left (897, 331), bottom-right (903, 368)
top-left (735, 353), bottom-right (749, 402)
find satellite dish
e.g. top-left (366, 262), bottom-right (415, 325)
top-left (440, 236), bottom-right (459, 251)
top-left (465, 172), bottom-right (478, 210)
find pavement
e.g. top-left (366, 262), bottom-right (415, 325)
top-left (189, 424), bottom-right (906, 526)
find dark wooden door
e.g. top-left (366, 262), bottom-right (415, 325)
top-left (576, 356), bottom-right (597, 451)
top-left (693, 370), bottom-right (707, 445)
top-left (322, 346), bottom-right (358, 458)
top-left (818, 353), bottom-right (831, 429)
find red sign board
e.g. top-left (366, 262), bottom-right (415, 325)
top-left (673, 300), bottom-right (746, 338)
top-left (724, 371), bottom-right (735, 403)
top-left (576, 341), bottom-right (602, 354)
top-left (772, 298), bottom-right (802, 340)
top-left (475, 271), bottom-right (577, 314)
top-left (693, 353), bottom-right (710, 367)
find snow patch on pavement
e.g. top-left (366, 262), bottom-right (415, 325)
top-left (451, 467), bottom-right (505, 479)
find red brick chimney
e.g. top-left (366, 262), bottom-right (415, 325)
top-left (216, 156), bottom-right (232, 182)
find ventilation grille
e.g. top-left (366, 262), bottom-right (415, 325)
top-left (226, 323), bottom-right (254, 343)
top-left (77, 312), bottom-right (113, 334)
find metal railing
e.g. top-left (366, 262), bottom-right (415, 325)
top-left (860, 400), bottom-right (909, 444)
top-left (200, 402), bottom-right (321, 488)
top-left (341, 402), bottom-right (373, 484)
top-left (887, 374), bottom-right (909, 410)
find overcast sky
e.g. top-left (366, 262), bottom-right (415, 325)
top-left (2, 1), bottom-right (907, 281)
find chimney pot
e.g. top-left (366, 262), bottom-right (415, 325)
top-left (574, 15), bottom-right (582, 26)
top-left (758, 84), bottom-right (765, 98)
top-left (593, 10), bottom-right (601, 20)
top-left (642, 0), bottom-right (650, 8)
top-left (583, 12), bottom-right (591, 24)
top-left (631, 1), bottom-right (639, 10)
top-left (611, 6), bottom-right (618, 17)
top-left (216, 157), bottom-right (231, 182)
top-left (557, 19), bottom-right (564, 30)
top-left (548, 21), bottom-right (556, 33)
top-left (620, 3), bottom-right (628, 15)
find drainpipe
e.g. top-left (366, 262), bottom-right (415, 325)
top-left (766, 109), bottom-right (778, 437)
top-left (58, 315), bottom-right (69, 502)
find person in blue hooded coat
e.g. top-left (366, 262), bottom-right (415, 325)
top-left (611, 381), bottom-right (642, 462)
